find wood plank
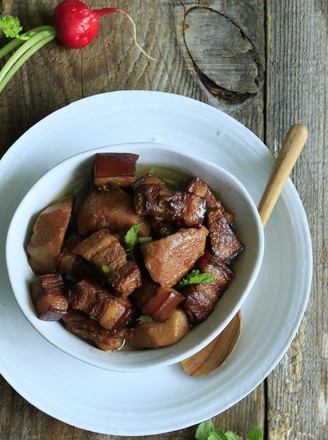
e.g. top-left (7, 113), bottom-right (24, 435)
top-left (0, 0), bottom-right (266, 438)
top-left (265, 0), bottom-right (328, 438)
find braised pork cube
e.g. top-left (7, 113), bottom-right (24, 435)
top-left (186, 176), bottom-right (222, 210)
top-left (207, 208), bottom-right (244, 263)
top-left (94, 153), bottom-right (139, 188)
top-left (89, 293), bottom-right (135, 331)
top-left (68, 279), bottom-right (135, 331)
top-left (73, 229), bottom-right (127, 274)
top-left (159, 191), bottom-right (206, 228)
top-left (182, 251), bottom-right (234, 323)
top-left (140, 226), bottom-right (208, 287)
top-left (131, 279), bottom-right (184, 322)
top-left (186, 177), bottom-right (234, 224)
top-left (149, 218), bottom-right (178, 238)
top-left (197, 251), bottom-right (235, 294)
top-left (76, 188), bottom-right (150, 236)
top-left (56, 232), bottom-right (94, 280)
top-left (27, 196), bottom-right (74, 274)
top-left (133, 174), bottom-right (206, 227)
top-left (107, 261), bottom-right (141, 298)
top-left (62, 309), bottom-right (131, 351)
top-left (182, 287), bottom-right (214, 323)
top-left (30, 273), bottom-right (68, 321)
top-left (129, 308), bottom-right (190, 348)
top-left (133, 174), bottom-right (169, 217)
top-left (67, 279), bottom-right (100, 314)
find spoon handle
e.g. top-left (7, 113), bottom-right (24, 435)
top-left (258, 124), bottom-right (308, 227)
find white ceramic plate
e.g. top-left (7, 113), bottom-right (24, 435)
top-left (0, 91), bottom-right (312, 436)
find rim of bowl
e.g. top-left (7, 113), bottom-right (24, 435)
top-left (6, 142), bottom-right (265, 372)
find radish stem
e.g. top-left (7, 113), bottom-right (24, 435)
top-left (0, 26), bottom-right (55, 59)
top-left (0, 39), bottom-right (23, 59)
top-left (0, 35), bottom-right (55, 93)
top-left (0, 27), bottom-right (55, 92)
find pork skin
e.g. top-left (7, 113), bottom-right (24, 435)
top-left (94, 153), bottom-right (139, 188)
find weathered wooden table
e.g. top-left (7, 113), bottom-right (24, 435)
top-left (0, 1), bottom-right (326, 438)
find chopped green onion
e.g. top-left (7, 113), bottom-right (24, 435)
top-left (137, 315), bottom-right (152, 324)
top-left (102, 265), bottom-right (110, 274)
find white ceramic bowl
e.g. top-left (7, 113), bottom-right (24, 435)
top-left (6, 142), bottom-right (264, 372)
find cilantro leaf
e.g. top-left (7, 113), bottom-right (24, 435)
top-left (124, 224), bottom-right (141, 260)
top-left (195, 420), bottom-right (215, 440)
top-left (0, 16), bottom-right (23, 38)
top-left (208, 430), bottom-right (229, 440)
top-left (124, 224), bottom-right (152, 260)
top-left (125, 224), bottom-right (141, 249)
top-left (246, 428), bottom-right (262, 440)
top-left (224, 432), bottom-right (242, 440)
top-left (195, 420), bottom-right (263, 440)
top-left (178, 269), bottom-right (216, 287)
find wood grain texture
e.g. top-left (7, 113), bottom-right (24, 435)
top-left (0, 0), bottom-right (325, 438)
top-left (265, 1), bottom-right (328, 439)
top-left (183, 6), bottom-right (263, 102)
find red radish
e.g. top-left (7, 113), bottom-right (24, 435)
top-left (0, 1), bottom-right (155, 94)
top-left (53, 0), bottom-right (154, 58)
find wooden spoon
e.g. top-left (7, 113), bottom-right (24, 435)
top-left (181, 124), bottom-right (309, 378)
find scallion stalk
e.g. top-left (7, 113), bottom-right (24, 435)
top-left (0, 25), bottom-right (55, 93)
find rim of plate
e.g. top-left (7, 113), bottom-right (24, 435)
top-left (0, 91), bottom-right (313, 435)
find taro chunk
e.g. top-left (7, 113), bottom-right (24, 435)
top-left (140, 226), bottom-right (208, 287)
top-left (75, 188), bottom-right (150, 236)
top-left (30, 273), bottom-right (68, 321)
top-left (27, 196), bottom-right (74, 274)
top-left (129, 308), bottom-right (190, 348)
top-left (94, 153), bottom-right (139, 188)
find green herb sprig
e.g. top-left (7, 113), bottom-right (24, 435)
top-left (124, 224), bottom-right (152, 261)
top-left (195, 420), bottom-right (262, 440)
top-left (177, 269), bottom-right (216, 288)
top-left (0, 16), bottom-right (55, 93)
